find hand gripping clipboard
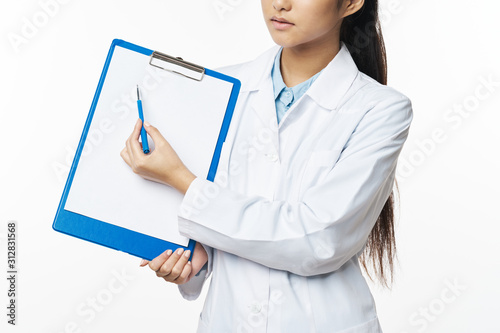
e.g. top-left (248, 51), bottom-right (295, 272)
top-left (52, 39), bottom-right (240, 260)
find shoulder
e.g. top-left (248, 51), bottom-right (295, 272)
top-left (345, 71), bottom-right (413, 125)
top-left (355, 72), bottom-right (412, 108)
top-left (214, 60), bottom-right (253, 78)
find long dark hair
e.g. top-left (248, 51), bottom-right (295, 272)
top-left (338, 0), bottom-right (396, 287)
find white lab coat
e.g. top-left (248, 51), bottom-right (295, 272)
top-left (177, 43), bottom-right (413, 332)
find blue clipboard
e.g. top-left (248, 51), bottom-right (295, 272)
top-left (52, 39), bottom-right (240, 261)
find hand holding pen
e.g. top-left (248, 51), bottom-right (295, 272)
top-left (120, 117), bottom-right (196, 195)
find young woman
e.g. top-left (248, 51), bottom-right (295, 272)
top-left (121, 0), bottom-right (413, 331)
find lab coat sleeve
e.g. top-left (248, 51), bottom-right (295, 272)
top-left (177, 243), bottom-right (213, 301)
top-left (177, 94), bottom-right (413, 277)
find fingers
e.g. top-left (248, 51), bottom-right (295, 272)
top-left (126, 119), bottom-right (144, 162)
top-left (158, 248), bottom-right (190, 282)
top-left (149, 249), bottom-right (173, 272)
top-left (175, 262), bottom-right (193, 285)
top-left (163, 249), bottom-right (191, 283)
top-left (142, 121), bottom-right (165, 146)
top-left (139, 259), bottom-right (149, 267)
top-left (147, 248), bottom-right (192, 284)
top-left (124, 119), bottom-right (148, 173)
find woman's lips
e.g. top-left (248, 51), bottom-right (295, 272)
top-left (271, 16), bottom-right (294, 30)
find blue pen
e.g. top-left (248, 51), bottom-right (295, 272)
top-left (136, 85), bottom-right (150, 154)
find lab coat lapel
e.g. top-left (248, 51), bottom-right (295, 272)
top-left (241, 46), bottom-right (281, 153)
top-left (250, 77), bottom-right (278, 127)
top-left (250, 80), bottom-right (280, 155)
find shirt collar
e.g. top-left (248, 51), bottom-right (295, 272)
top-left (240, 42), bottom-right (359, 111)
top-left (272, 47), bottom-right (323, 102)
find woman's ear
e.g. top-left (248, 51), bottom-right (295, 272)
top-left (341, 0), bottom-right (365, 19)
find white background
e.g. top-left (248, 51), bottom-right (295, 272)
top-left (0, 0), bottom-right (499, 332)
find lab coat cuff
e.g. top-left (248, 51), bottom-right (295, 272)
top-left (176, 242), bottom-right (213, 301)
top-left (178, 176), bottom-right (217, 243)
top-left (178, 237), bottom-right (213, 301)
top-left (178, 176), bottom-right (211, 222)
top-left (176, 237), bottom-right (213, 300)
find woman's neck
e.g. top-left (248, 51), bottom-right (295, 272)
top-left (280, 39), bottom-right (341, 87)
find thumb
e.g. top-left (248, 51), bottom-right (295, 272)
top-left (143, 121), bottom-right (165, 144)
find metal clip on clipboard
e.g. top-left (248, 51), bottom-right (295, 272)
top-left (149, 51), bottom-right (205, 81)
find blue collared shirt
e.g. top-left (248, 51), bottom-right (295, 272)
top-left (271, 48), bottom-right (322, 124)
